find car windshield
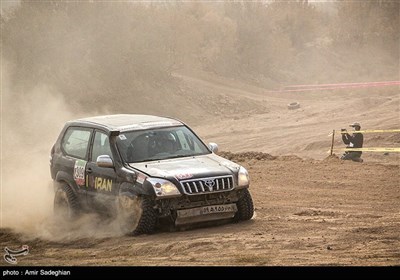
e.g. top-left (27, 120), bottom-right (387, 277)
top-left (116, 125), bottom-right (210, 163)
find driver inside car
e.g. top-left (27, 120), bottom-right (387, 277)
top-left (150, 132), bottom-right (177, 155)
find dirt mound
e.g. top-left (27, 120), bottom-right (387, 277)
top-left (219, 151), bottom-right (277, 162)
top-left (323, 154), bottom-right (341, 162)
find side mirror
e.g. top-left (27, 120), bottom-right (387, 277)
top-left (208, 142), bottom-right (219, 154)
top-left (97, 155), bottom-right (114, 168)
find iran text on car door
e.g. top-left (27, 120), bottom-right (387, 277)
top-left (86, 130), bottom-right (118, 213)
top-left (60, 126), bottom-right (93, 206)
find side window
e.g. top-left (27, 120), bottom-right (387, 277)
top-left (91, 131), bottom-right (112, 162)
top-left (62, 127), bottom-right (91, 159)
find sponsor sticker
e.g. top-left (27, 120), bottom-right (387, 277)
top-left (176, 173), bottom-right (193, 180)
top-left (137, 173), bottom-right (147, 184)
top-left (73, 160), bottom-right (86, 186)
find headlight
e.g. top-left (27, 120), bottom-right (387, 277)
top-left (238, 166), bottom-right (250, 188)
top-left (146, 178), bottom-right (181, 197)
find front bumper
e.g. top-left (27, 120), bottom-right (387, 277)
top-left (155, 189), bottom-right (245, 225)
top-left (175, 203), bottom-right (238, 225)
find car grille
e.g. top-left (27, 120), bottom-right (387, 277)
top-left (180, 175), bottom-right (234, 195)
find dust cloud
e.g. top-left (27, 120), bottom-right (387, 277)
top-left (1, 62), bottom-right (124, 240)
top-left (1, 61), bottom-right (64, 237)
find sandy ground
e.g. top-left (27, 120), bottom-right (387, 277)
top-left (1, 71), bottom-right (399, 266)
top-left (0, 153), bottom-right (399, 266)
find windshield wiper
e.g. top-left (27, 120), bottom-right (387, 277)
top-left (164, 154), bottom-right (187, 159)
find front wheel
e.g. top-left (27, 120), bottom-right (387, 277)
top-left (117, 195), bottom-right (158, 236)
top-left (235, 189), bottom-right (254, 221)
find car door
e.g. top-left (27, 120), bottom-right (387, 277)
top-left (59, 126), bottom-right (93, 207)
top-left (86, 130), bottom-right (118, 214)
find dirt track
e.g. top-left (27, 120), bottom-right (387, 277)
top-left (1, 153), bottom-right (399, 266)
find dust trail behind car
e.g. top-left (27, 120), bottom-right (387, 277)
top-left (0, 66), bottom-right (123, 241)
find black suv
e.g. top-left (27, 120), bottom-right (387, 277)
top-left (50, 114), bottom-right (254, 235)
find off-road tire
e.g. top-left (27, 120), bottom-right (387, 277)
top-left (54, 183), bottom-right (80, 220)
top-left (235, 189), bottom-right (254, 221)
top-left (118, 195), bottom-right (158, 236)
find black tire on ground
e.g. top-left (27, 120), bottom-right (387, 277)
top-left (235, 189), bottom-right (254, 221)
top-left (53, 183), bottom-right (80, 220)
top-left (117, 195), bottom-right (158, 236)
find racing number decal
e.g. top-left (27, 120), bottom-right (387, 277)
top-left (73, 160), bottom-right (87, 186)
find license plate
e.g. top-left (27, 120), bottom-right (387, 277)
top-left (177, 203), bottom-right (237, 218)
top-left (201, 204), bottom-right (237, 214)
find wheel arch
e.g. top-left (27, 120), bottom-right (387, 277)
top-left (119, 182), bottom-right (154, 198)
top-left (55, 171), bottom-right (77, 194)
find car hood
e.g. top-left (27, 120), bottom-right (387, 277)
top-left (129, 154), bottom-right (240, 180)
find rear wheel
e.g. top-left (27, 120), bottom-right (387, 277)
top-left (235, 189), bottom-right (254, 221)
top-left (117, 195), bottom-right (158, 235)
top-left (54, 183), bottom-right (80, 220)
